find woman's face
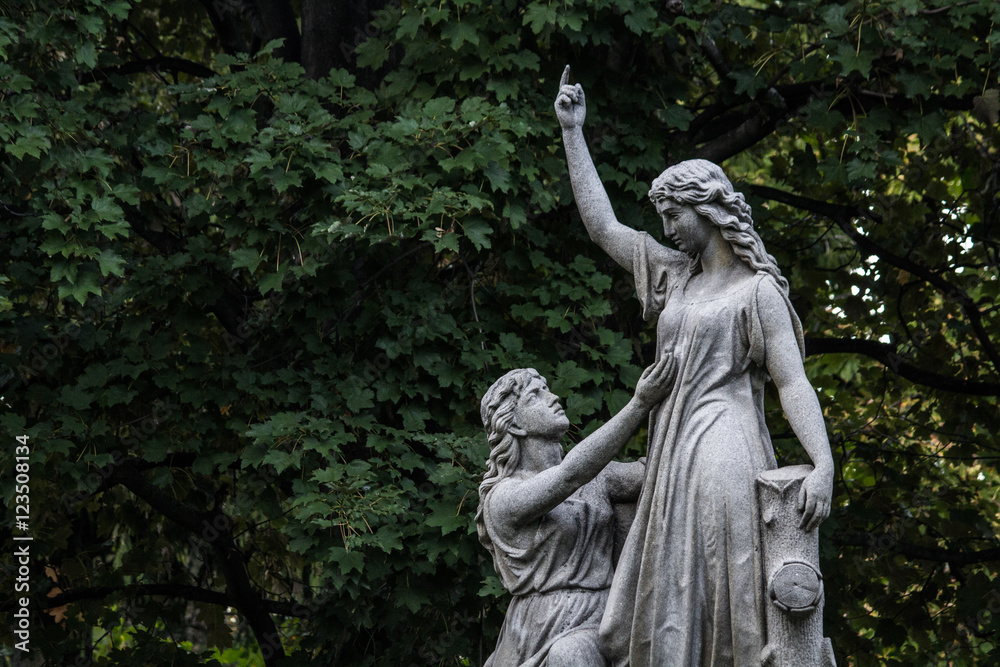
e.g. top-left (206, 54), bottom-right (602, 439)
top-left (513, 376), bottom-right (570, 439)
top-left (657, 199), bottom-right (713, 256)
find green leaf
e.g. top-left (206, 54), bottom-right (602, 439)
top-left (503, 201), bottom-right (527, 229)
top-left (834, 42), bottom-right (874, 78)
top-left (258, 271), bottom-right (285, 294)
top-left (76, 41), bottom-right (97, 68)
top-left (393, 583), bottom-right (426, 613)
top-left (313, 162), bottom-right (344, 183)
top-left (661, 105), bottom-right (694, 131)
top-left (461, 218), bottom-right (492, 250)
top-left (7, 125), bottom-right (51, 159)
top-left (624, 6), bottom-right (658, 34)
top-left (97, 249), bottom-right (126, 277)
top-left (821, 5), bottom-right (850, 34)
top-left (272, 169), bottom-right (302, 193)
top-left (423, 97), bottom-right (456, 118)
top-left (523, 3), bottom-right (557, 34)
top-left (400, 404), bottom-right (431, 431)
top-left (328, 546), bottom-right (365, 574)
top-left (551, 360), bottom-right (592, 393)
top-left (92, 196), bottom-right (123, 222)
top-left (425, 500), bottom-right (466, 535)
top-left (484, 160), bottom-right (511, 193)
top-left (230, 248), bottom-right (264, 273)
top-left (57, 272), bottom-right (102, 305)
top-left (730, 67), bottom-right (766, 97)
top-left (61, 385), bottom-right (93, 411)
top-left (441, 21), bottom-right (479, 49)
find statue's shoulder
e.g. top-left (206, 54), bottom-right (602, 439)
top-left (636, 230), bottom-right (688, 265)
top-left (750, 271), bottom-right (791, 310)
top-left (634, 231), bottom-right (690, 291)
top-left (484, 477), bottom-right (528, 529)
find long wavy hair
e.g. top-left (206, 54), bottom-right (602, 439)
top-left (648, 159), bottom-right (789, 295)
top-left (475, 368), bottom-right (541, 567)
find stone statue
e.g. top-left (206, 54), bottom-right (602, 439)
top-left (477, 360), bottom-right (674, 667)
top-left (554, 66), bottom-right (836, 667)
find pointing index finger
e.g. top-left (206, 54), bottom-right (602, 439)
top-left (559, 65), bottom-right (570, 88)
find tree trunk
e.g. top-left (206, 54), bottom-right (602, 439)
top-left (256, 0), bottom-right (302, 63)
top-left (301, 0), bottom-right (394, 87)
top-left (758, 465), bottom-right (836, 667)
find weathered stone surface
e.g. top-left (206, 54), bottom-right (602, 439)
top-left (759, 465), bottom-right (837, 666)
top-left (554, 65), bottom-right (837, 666)
top-left (475, 363), bottom-right (672, 666)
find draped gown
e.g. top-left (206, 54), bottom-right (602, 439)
top-left (600, 232), bottom-right (805, 667)
top-left (483, 474), bottom-right (616, 667)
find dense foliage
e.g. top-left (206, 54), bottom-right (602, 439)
top-left (1, 0), bottom-right (997, 664)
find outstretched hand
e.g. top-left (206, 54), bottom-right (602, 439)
top-left (554, 65), bottom-right (586, 130)
top-left (634, 355), bottom-right (677, 409)
top-left (797, 466), bottom-right (833, 532)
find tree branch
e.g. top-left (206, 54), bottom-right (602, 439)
top-left (770, 78), bottom-right (977, 115)
top-left (700, 34), bottom-right (731, 81)
top-left (59, 451), bottom-right (197, 508)
top-left (197, 0), bottom-right (256, 56)
top-left (805, 337), bottom-right (1000, 396)
top-left (124, 208), bottom-right (184, 255)
top-left (692, 107), bottom-right (784, 163)
top-left (43, 584), bottom-right (230, 609)
top-left (301, 0), bottom-right (391, 85)
top-left (834, 533), bottom-right (1000, 566)
top-left (683, 71), bottom-right (977, 163)
top-left (751, 185), bottom-right (1000, 375)
top-left (834, 86), bottom-right (977, 116)
top-left (115, 463), bottom-right (286, 665)
top-left (255, 0), bottom-right (302, 63)
top-left (116, 463), bottom-right (207, 534)
top-left (0, 200), bottom-right (30, 221)
top-left (39, 583), bottom-right (309, 618)
top-left (79, 57), bottom-right (216, 84)
top-left (124, 207), bottom-right (249, 345)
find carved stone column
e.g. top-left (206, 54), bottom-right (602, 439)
top-left (758, 465), bottom-right (836, 667)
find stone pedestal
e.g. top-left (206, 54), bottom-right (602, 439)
top-left (758, 465), bottom-right (836, 667)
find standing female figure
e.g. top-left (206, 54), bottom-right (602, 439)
top-left (554, 67), bottom-right (835, 667)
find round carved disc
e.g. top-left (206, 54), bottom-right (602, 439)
top-left (770, 562), bottom-right (822, 613)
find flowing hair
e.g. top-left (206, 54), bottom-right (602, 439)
top-left (648, 159), bottom-right (789, 295)
top-left (475, 368), bottom-right (541, 568)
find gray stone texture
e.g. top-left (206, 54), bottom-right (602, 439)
top-left (474, 66), bottom-right (839, 667)
top-left (476, 363), bottom-right (673, 667)
top-left (758, 466), bottom-right (837, 667)
top-left (553, 66), bottom-right (836, 667)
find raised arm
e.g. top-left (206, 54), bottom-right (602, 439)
top-left (555, 65), bottom-right (641, 272)
top-left (499, 356), bottom-right (674, 526)
top-left (758, 284), bottom-right (835, 532)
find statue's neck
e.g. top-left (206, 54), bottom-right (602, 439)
top-left (699, 229), bottom-right (744, 276)
top-left (516, 436), bottom-right (563, 476)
